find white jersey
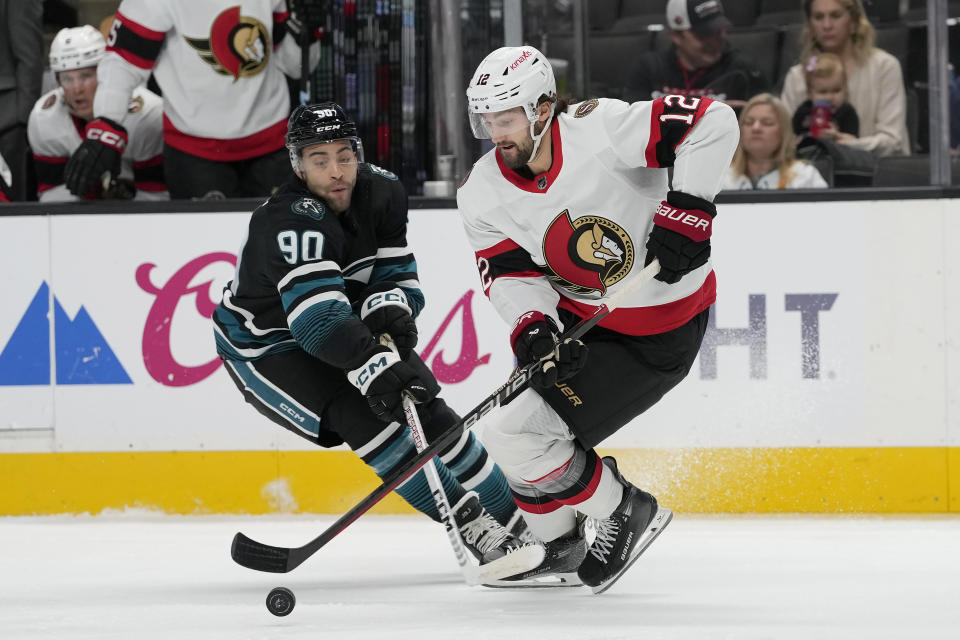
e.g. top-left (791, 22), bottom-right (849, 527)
top-left (457, 97), bottom-right (739, 336)
top-left (94, 0), bottom-right (316, 161)
top-left (27, 86), bottom-right (166, 202)
top-left (720, 161), bottom-right (828, 190)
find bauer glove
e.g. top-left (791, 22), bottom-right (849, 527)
top-left (645, 190), bottom-right (715, 285)
top-left (64, 117), bottom-right (127, 197)
top-left (511, 311), bottom-right (588, 389)
top-left (358, 282), bottom-right (418, 359)
top-left (347, 346), bottom-right (434, 423)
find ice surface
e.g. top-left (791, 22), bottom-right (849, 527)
top-left (1, 512), bottom-right (958, 639)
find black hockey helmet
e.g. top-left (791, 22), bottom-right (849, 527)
top-left (286, 102), bottom-right (364, 171)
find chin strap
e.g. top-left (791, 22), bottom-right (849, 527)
top-left (526, 110), bottom-right (554, 165)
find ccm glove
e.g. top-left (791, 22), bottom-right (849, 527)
top-left (511, 311), bottom-right (588, 389)
top-left (645, 190), bottom-right (716, 285)
top-left (64, 117), bottom-right (127, 197)
top-left (347, 346), bottom-right (434, 422)
top-left (358, 282), bottom-right (417, 359)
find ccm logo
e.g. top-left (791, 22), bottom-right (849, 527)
top-left (279, 402), bottom-right (306, 423)
top-left (365, 291), bottom-right (406, 310)
top-left (655, 203), bottom-right (710, 232)
top-left (87, 127), bottom-right (126, 151)
top-left (354, 354), bottom-right (390, 387)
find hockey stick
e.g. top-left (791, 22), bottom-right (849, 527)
top-left (384, 338), bottom-right (546, 585)
top-left (299, 17), bottom-right (311, 105)
top-left (381, 335), bottom-right (478, 585)
top-left (230, 259), bottom-right (661, 573)
top-left (290, 0), bottom-right (311, 105)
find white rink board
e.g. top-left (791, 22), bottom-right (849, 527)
top-left (0, 199), bottom-right (956, 452)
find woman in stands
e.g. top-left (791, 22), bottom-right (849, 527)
top-left (780, 0), bottom-right (909, 157)
top-left (721, 93), bottom-right (828, 190)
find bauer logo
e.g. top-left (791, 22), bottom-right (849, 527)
top-left (0, 282), bottom-right (132, 385)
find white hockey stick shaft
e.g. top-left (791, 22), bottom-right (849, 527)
top-left (379, 336), bottom-right (479, 585)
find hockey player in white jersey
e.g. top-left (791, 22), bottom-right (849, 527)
top-left (458, 46), bottom-right (739, 593)
top-left (28, 26), bottom-right (166, 202)
top-left (62, 0), bottom-right (323, 199)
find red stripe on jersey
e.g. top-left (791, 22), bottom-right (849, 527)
top-left (495, 117), bottom-right (563, 194)
top-left (558, 269), bottom-right (716, 336)
top-left (514, 497), bottom-right (565, 515)
top-left (645, 99), bottom-right (666, 167)
top-left (33, 154), bottom-right (68, 164)
top-left (114, 11), bottom-right (165, 40)
top-left (109, 46), bottom-right (156, 70)
top-left (476, 237), bottom-right (521, 260)
top-left (162, 115), bottom-right (287, 161)
top-left (273, 11), bottom-right (290, 23)
top-left (37, 184), bottom-right (58, 193)
top-left (0, 191), bottom-right (8, 203)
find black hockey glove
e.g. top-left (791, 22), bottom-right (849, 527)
top-left (347, 346), bottom-right (434, 423)
top-left (511, 311), bottom-right (588, 389)
top-left (645, 190), bottom-right (716, 285)
top-left (358, 282), bottom-right (417, 359)
top-left (289, 0), bottom-right (328, 30)
top-left (64, 117), bottom-right (128, 197)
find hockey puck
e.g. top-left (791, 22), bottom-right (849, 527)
top-left (266, 586), bottom-right (295, 616)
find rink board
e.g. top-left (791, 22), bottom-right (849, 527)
top-left (0, 200), bottom-right (958, 514)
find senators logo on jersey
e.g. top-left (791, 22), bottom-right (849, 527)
top-left (184, 6), bottom-right (270, 80)
top-left (542, 210), bottom-right (634, 295)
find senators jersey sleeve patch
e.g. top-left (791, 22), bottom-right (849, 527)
top-left (645, 95), bottom-right (713, 168)
top-left (573, 98), bottom-right (599, 118)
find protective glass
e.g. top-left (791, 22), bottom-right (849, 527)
top-left (468, 108), bottom-right (533, 140)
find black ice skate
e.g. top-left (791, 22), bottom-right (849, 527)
top-left (483, 524), bottom-right (588, 588)
top-left (576, 457), bottom-right (673, 594)
top-left (452, 491), bottom-right (545, 582)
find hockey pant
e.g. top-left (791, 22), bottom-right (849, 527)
top-left (481, 308), bottom-right (709, 542)
top-left (221, 348), bottom-right (516, 525)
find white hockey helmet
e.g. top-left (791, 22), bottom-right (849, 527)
top-left (466, 46), bottom-right (557, 161)
top-left (49, 26), bottom-right (106, 73)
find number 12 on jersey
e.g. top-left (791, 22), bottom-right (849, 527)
top-left (658, 95), bottom-right (701, 125)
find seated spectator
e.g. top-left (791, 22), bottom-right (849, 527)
top-left (792, 53), bottom-right (859, 140)
top-left (623, 0), bottom-right (769, 108)
top-left (27, 26), bottom-right (166, 201)
top-left (721, 93), bottom-right (829, 190)
top-left (781, 0), bottom-right (909, 157)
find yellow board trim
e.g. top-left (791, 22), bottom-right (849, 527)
top-left (1, 447), bottom-right (956, 515)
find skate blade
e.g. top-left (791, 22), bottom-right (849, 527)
top-left (591, 507), bottom-right (673, 595)
top-left (474, 544), bottom-right (547, 583)
top-left (481, 572), bottom-right (583, 589)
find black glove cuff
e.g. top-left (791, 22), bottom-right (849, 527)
top-left (667, 190), bottom-right (717, 218)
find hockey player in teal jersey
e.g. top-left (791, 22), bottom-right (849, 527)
top-left (213, 102), bottom-right (534, 574)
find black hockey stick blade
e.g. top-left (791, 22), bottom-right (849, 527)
top-left (230, 260), bottom-right (660, 573)
top-left (231, 419), bottom-right (465, 573)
